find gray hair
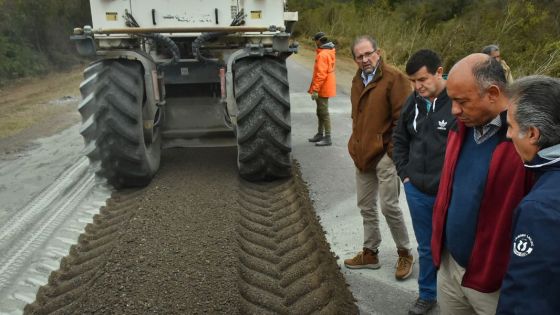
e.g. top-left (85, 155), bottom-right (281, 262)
top-left (506, 75), bottom-right (560, 148)
top-left (472, 56), bottom-right (507, 94)
top-left (482, 44), bottom-right (500, 55)
top-left (351, 35), bottom-right (378, 58)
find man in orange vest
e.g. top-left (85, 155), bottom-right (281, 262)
top-left (308, 31), bottom-right (336, 146)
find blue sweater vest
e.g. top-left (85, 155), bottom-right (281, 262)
top-left (445, 128), bottom-right (499, 267)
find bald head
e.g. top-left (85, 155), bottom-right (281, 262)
top-left (447, 53), bottom-right (508, 127)
top-left (449, 53), bottom-right (506, 94)
top-left (449, 53), bottom-right (489, 79)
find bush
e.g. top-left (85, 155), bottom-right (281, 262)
top-left (0, 36), bottom-right (48, 84)
top-left (291, 0), bottom-right (560, 77)
top-left (0, 0), bottom-right (91, 86)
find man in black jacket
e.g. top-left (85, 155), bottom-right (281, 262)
top-left (393, 49), bottom-right (455, 315)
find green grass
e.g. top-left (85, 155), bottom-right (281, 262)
top-left (0, 68), bottom-right (83, 138)
top-left (292, 0), bottom-right (560, 77)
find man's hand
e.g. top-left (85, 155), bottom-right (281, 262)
top-left (311, 91), bottom-right (319, 101)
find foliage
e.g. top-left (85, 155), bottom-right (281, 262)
top-left (2, 0), bottom-right (559, 83)
top-left (290, 0), bottom-right (560, 77)
top-left (0, 35), bottom-right (47, 78)
top-left (0, 0), bottom-right (91, 85)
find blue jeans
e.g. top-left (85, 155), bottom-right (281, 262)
top-left (404, 181), bottom-right (437, 301)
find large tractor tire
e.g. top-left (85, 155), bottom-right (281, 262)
top-left (78, 59), bottom-right (161, 188)
top-left (233, 57), bottom-right (292, 181)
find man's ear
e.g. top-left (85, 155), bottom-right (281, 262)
top-left (527, 126), bottom-right (540, 145)
top-left (486, 85), bottom-right (501, 103)
top-left (436, 67), bottom-right (444, 78)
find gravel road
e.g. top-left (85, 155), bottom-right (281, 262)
top-left (25, 147), bottom-right (357, 314)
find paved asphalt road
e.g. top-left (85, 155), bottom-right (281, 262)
top-left (287, 55), bottom-right (440, 315)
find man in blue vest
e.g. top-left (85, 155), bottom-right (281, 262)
top-left (431, 54), bottom-right (532, 315)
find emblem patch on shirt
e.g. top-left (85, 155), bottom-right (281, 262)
top-left (513, 234), bottom-right (534, 257)
top-left (437, 120), bottom-right (447, 130)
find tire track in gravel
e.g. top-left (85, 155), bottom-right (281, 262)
top-left (237, 171), bottom-right (358, 314)
top-left (24, 189), bottom-right (144, 314)
top-left (23, 148), bottom-right (357, 314)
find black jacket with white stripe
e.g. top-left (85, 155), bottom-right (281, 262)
top-left (392, 88), bottom-right (456, 195)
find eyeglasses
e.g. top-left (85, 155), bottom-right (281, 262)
top-left (355, 50), bottom-right (377, 61)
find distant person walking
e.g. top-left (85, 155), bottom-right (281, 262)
top-left (496, 75), bottom-right (560, 314)
top-left (432, 54), bottom-right (532, 315)
top-left (308, 31), bottom-right (336, 146)
top-left (482, 44), bottom-right (514, 83)
top-left (393, 49), bottom-right (455, 315)
top-left (344, 35), bottom-right (414, 281)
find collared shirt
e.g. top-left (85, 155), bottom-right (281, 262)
top-left (424, 98), bottom-right (432, 112)
top-left (474, 115), bottom-right (502, 144)
top-left (361, 68), bottom-right (378, 86)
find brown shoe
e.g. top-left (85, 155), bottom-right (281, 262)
top-left (395, 249), bottom-right (415, 280)
top-left (344, 248), bottom-right (380, 269)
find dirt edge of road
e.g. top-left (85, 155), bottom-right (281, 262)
top-left (0, 67), bottom-right (83, 156)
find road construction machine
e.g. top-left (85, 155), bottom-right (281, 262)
top-left (71, 0), bottom-right (298, 187)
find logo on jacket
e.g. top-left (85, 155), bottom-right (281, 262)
top-left (513, 234), bottom-right (534, 257)
top-left (437, 120), bottom-right (447, 130)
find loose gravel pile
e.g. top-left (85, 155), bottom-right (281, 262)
top-left (25, 147), bottom-right (357, 314)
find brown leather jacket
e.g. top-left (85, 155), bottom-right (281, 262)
top-left (348, 60), bottom-right (412, 171)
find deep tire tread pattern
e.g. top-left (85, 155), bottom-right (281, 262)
top-left (78, 59), bottom-right (161, 188)
top-left (234, 57), bottom-right (292, 181)
top-left (237, 173), bottom-right (358, 314)
top-left (24, 191), bottom-right (143, 315)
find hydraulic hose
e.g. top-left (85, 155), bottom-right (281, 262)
top-left (192, 9), bottom-right (245, 64)
top-left (149, 33), bottom-right (180, 66)
top-left (123, 10), bottom-right (180, 65)
top-left (191, 32), bottom-right (227, 64)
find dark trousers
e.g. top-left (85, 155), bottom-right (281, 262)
top-left (315, 96), bottom-right (331, 134)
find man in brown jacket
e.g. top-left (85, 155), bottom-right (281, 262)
top-left (344, 35), bottom-right (415, 281)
